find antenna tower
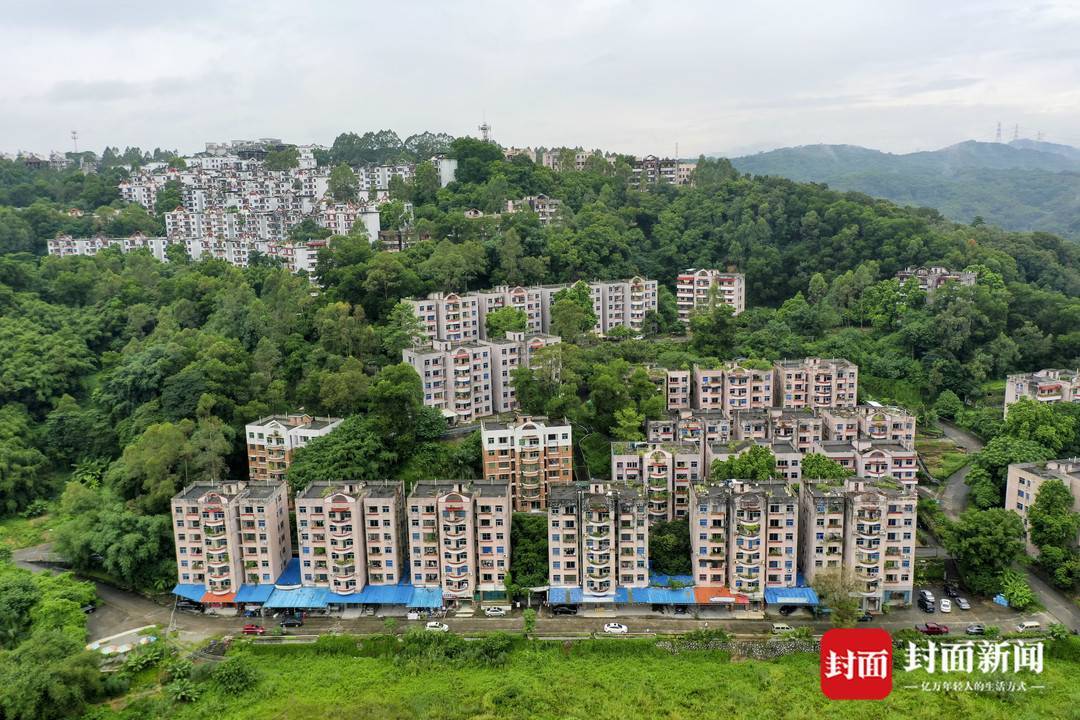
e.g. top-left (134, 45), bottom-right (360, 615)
top-left (1013, 124), bottom-right (1019, 141)
top-left (995, 122), bottom-right (1002, 143)
top-left (479, 121), bottom-right (492, 142)
top-left (71, 130), bottom-right (78, 153)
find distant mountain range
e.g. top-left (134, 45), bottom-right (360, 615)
top-left (727, 139), bottom-right (1080, 239)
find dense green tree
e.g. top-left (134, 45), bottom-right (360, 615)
top-left (484, 306), bottom-right (527, 339)
top-left (710, 444), bottom-right (776, 481)
top-left (941, 508), bottom-right (1025, 595)
top-left (649, 520), bottom-right (691, 576)
top-left (801, 453), bottom-right (855, 480)
top-left (263, 146), bottom-right (300, 171)
top-left (328, 164), bottom-right (359, 202)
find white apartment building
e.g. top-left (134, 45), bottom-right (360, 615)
top-left (547, 482), bottom-right (650, 597)
top-left (1005, 459), bottom-right (1080, 553)
top-left (812, 439), bottom-right (919, 489)
top-left (647, 409), bottom-right (731, 447)
top-left (610, 442), bottom-right (704, 522)
top-left (895, 266), bottom-right (977, 293)
top-left (775, 358), bottom-right (859, 409)
top-left (732, 409), bottom-right (823, 454)
top-left (819, 405), bottom-right (916, 450)
top-left (481, 417), bottom-right (573, 511)
top-left (47, 234), bottom-right (171, 262)
top-left (676, 269), bottom-right (746, 322)
top-left (403, 332), bottom-right (561, 424)
top-left (1005, 369), bottom-right (1080, 416)
top-left (171, 480), bottom-right (293, 606)
top-left (294, 480), bottom-right (406, 593)
top-left (689, 479), bottom-right (799, 604)
top-left (798, 478), bottom-right (917, 610)
top-left (407, 479), bottom-right (512, 600)
top-left (245, 414), bottom-right (343, 483)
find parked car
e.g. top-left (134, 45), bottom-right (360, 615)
top-left (918, 590), bottom-right (935, 604)
top-left (857, 612), bottom-right (873, 623)
top-left (242, 624), bottom-right (265, 635)
top-left (956, 598), bottom-right (971, 611)
top-left (918, 599), bottom-right (935, 614)
top-left (603, 623), bottom-right (629, 634)
top-left (771, 623), bottom-right (794, 634)
top-left (673, 605), bottom-right (688, 615)
top-left (1017, 621), bottom-right (1041, 633)
top-left (940, 599), bottom-right (952, 613)
top-left (916, 623), bottom-right (949, 635)
top-left (483, 606), bottom-right (507, 617)
top-left (966, 624), bottom-right (986, 635)
top-left (81, 603), bottom-right (97, 614)
top-left (552, 605), bottom-right (578, 616)
top-left (279, 616), bottom-right (303, 628)
top-left (176, 600), bottom-right (202, 612)
top-left (944, 585), bottom-right (960, 599)
top-left (425, 621), bottom-right (450, 632)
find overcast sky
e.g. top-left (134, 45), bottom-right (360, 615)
top-left (3, 0), bottom-right (1080, 158)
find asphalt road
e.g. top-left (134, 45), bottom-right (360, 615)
top-left (937, 420), bottom-right (982, 520)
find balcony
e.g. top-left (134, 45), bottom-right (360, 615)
top-left (737, 523), bottom-right (760, 536)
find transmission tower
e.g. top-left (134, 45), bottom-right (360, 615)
top-left (71, 130), bottom-right (78, 153)
top-left (1013, 124), bottom-right (1019, 141)
top-left (478, 121), bottom-right (491, 142)
top-left (995, 122), bottom-right (1002, 143)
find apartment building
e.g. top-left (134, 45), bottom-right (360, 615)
top-left (732, 409), bottom-right (823, 453)
top-left (647, 409), bottom-right (731, 446)
top-left (895, 266), bottom-right (977, 293)
top-left (629, 155), bottom-right (696, 187)
top-left (703, 439), bottom-right (803, 483)
top-left (481, 416), bottom-right (573, 511)
top-left (245, 414), bottom-right (343, 483)
top-left (820, 405), bottom-right (916, 449)
top-left (294, 480), bottom-right (405, 593)
top-left (722, 362), bottom-right (776, 412)
top-left (665, 370), bottom-right (692, 410)
top-left (547, 482), bottom-right (650, 597)
top-left (404, 332), bottom-right (561, 423)
top-left (688, 479), bottom-right (799, 603)
top-left (812, 439), bottom-right (919, 488)
top-left (676, 269), bottom-right (746, 322)
top-left (408, 278), bottom-right (659, 343)
top-left (407, 479), bottom-right (512, 600)
top-left (1005, 369), bottom-right (1080, 415)
top-left (171, 480), bottom-right (293, 602)
top-left (1005, 459), bottom-right (1080, 553)
top-left (798, 478), bottom-right (917, 609)
top-left (775, 358), bottom-right (859, 409)
top-left (507, 194), bottom-right (562, 225)
top-left (47, 234), bottom-right (171, 262)
top-left (611, 442), bottom-right (703, 522)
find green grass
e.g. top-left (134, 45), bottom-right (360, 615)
top-left (0, 508), bottom-right (57, 551)
top-left (860, 374), bottom-right (925, 410)
top-left (916, 436), bottom-right (970, 481)
top-left (92, 639), bottom-right (1080, 720)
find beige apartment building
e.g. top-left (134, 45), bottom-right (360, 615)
top-left (813, 439), bottom-right (919, 488)
top-left (610, 441), bottom-right (703, 521)
top-left (689, 479), bottom-right (799, 603)
top-left (481, 416), bottom-right (573, 511)
top-left (676, 269), bottom-right (746, 323)
top-left (408, 277), bottom-right (659, 342)
top-left (245, 414), bottom-right (343, 482)
top-left (547, 482), bottom-right (650, 596)
top-left (407, 479), bottom-right (512, 600)
top-left (798, 478), bottom-right (917, 610)
top-left (1005, 459), bottom-right (1080, 553)
top-left (171, 480), bottom-right (293, 601)
top-left (895, 266), bottom-right (977, 293)
top-left (732, 408), bottom-right (823, 453)
top-left (723, 362), bottom-right (776, 412)
top-left (293, 480), bottom-right (406, 593)
top-left (404, 332), bottom-right (561, 423)
top-left (1004, 369), bottom-right (1080, 416)
top-left (647, 409), bottom-right (731, 446)
top-left (819, 405), bottom-right (916, 449)
top-left (775, 358), bottom-right (859, 409)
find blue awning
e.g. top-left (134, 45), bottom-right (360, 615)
top-left (172, 584), bottom-right (206, 602)
top-left (407, 587), bottom-right (444, 608)
top-left (764, 586), bottom-right (819, 606)
top-left (235, 584), bottom-right (275, 604)
top-left (625, 586), bottom-right (695, 604)
top-left (547, 587), bottom-right (583, 604)
top-left (649, 573), bottom-right (694, 587)
top-left (274, 558), bottom-right (302, 588)
top-left (326, 583), bottom-right (441, 607)
top-left (264, 587), bottom-right (329, 609)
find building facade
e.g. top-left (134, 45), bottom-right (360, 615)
top-left (775, 358), bottom-right (859, 410)
top-left (245, 414), bottom-right (343, 483)
top-left (676, 269), bottom-right (746, 322)
top-left (610, 441), bottom-right (703, 521)
top-left (1005, 369), bottom-right (1080, 416)
top-left (481, 416), bottom-right (573, 511)
top-left (895, 266), bottom-right (977, 293)
top-left (406, 479), bottom-right (512, 600)
top-left (1005, 459), bottom-right (1080, 553)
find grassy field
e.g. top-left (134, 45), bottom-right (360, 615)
top-left (0, 508), bottom-right (56, 552)
top-left (916, 436), bottom-right (970, 481)
top-left (92, 638), bottom-right (1080, 720)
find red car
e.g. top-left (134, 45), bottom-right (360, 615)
top-left (242, 624), bottom-right (266, 635)
top-left (916, 623), bottom-right (949, 635)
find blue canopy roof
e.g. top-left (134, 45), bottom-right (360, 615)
top-left (172, 584), bottom-right (206, 602)
top-left (547, 587), bottom-right (584, 604)
top-left (626, 586), bottom-right (695, 604)
top-left (407, 587), bottom-right (444, 608)
top-left (235, 584), bottom-right (276, 603)
top-left (649, 573), bottom-right (694, 587)
top-left (264, 587), bottom-right (329, 609)
top-left (274, 558), bottom-right (302, 588)
top-left (764, 586), bottom-right (819, 606)
top-left (324, 584), bottom-right (444, 607)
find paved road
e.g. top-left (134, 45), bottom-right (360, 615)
top-left (937, 420), bottom-right (983, 520)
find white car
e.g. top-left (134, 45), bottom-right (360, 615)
top-left (939, 599), bottom-right (952, 613)
top-left (425, 621), bottom-right (450, 632)
top-left (603, 623), bottom-right (629, 634)
top-left (956, 598), bottom-right (971, 611)
top-left (483, 606), bottom-right (507, 617)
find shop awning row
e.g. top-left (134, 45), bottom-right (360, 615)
top-left (546, 585), bottom-right (752, 605)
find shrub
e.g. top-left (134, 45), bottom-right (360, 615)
top-left (213, 656), bottom-right (258, 696)
top-left (1000, 569), bottom-right (1036, 610)
top-left (166, 678), bottom-right (201, 703)
top-left (160, 657), bottom-right (192, 683)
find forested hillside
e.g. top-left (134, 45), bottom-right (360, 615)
top-left (731, 139), bottom-right (1080, 239)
